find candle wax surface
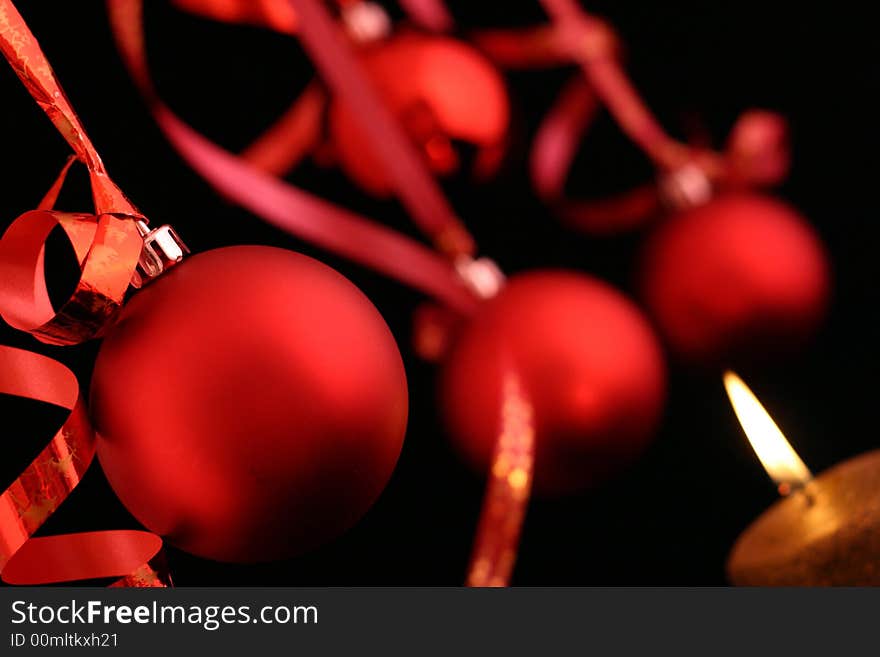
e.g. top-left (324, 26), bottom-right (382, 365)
top-left (727, 450), bottom-right (880, 585)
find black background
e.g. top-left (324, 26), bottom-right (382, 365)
top-left (1, 1), bottom-right (877, 585)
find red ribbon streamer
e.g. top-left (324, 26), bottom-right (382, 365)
top-left (538, 0), bottom-right (687, 170)
top-left (0, 0), bottom-right (167, 586)
top-left (530, 75), bottom-right (662, 233)
top-left (0, 346), bottom-right (169, 586)
top-left (0, 1), bottom-right (141, 217)
top-left (466, 369), bottom-right (535, 587)
top-left (106, 0), bottom-right (479, 315)
top-left (0, 159), bottom-right (145, 346)
top-left (0, 1), bottom-right (145, 346)
top-left (287, 0), bottom-right (475, 258)
top-left (421, 5), bottom-right (665, 233)
top-left (240, 82), bottom-right (325, 177)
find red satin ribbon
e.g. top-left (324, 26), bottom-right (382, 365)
top-left (241, 82), bottom-right (325, 177)
top-left (410, 4), bottom-right (666, 233)
top-left (530, 75), bottom-right (662, 233)
top-left (106, 0), bottom-right (479, 314)
top-left (287, 0), bottom-right (475, 258)
top-left (533, 0), bottom-right (792, 231)
top-left (172, 0), bottom-right (318, 179)
top-left (538, 0), bottom-right (690, 171)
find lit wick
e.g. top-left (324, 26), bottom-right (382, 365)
top-left (722, 371), bottom-right (880, 586)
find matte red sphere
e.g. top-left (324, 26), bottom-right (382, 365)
top-left (91, 246), bottom-right (408, 563)
top-left (441, 271), bottom-right (666, 495)
top-left (640, 194), bottom-right (830, 365)
top-left (329, 32), bottom-right (509, 195)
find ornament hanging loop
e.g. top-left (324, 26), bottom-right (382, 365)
top-left (454, 255), bottom-right (505, 300)
top-left (658, 162), bottom-right (714, 211)
top-left (340, 1), bottom-right (390, 44)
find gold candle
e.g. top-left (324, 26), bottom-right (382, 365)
top-left (724, 372), bottom-right (880, 586)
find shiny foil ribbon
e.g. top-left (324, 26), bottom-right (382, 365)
top-left (0, 168), bottom-right (144, 346)
top-left (0, 1), bottom-right (141, 219)
top-left (0, 346), bottom-right (169, 586)
top-left (467, 371), bottom-right (535, 587)
top-left (108, 0), bottom-right (536, 585)
top-left (0, 1), bottom-right (144, 346)
top-left (0, 0), bottom-right (167, 586)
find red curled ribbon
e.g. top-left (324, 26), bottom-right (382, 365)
top-left (0, 183), bottom-right (145, 346)
top-left (537, 0), bottom-right (695, 171)
top-left (0, 0), bottom-right (167, 586)
top-left (530, 75), bottom-right (663, 234)
top-left (0, 345), bottom-right (169, 586)
top-left (0, 0), bottom-right (144, 346)
top-left (381, 1), bottom-right (672, 233)
top-left (466, 2), bottom-right (770, 234)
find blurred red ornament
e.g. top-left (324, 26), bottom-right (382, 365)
top-left (91, 246), bottom-right (408, 563)
top-left (328, 32), bottom-right (510, 196)
top-left (441, 271), bottom-right (666, 495)
top-left (640, 194), bottom-right (830, 365)
top-left (724, 110), bottom-right (790, 188)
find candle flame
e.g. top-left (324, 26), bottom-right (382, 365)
top-left (722, 371), bottom-right (813, 494)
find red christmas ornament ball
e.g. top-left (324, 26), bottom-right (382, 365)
top-left (640, 194), bottom-right (830, 364)
top-left (441, 271), bottom-right (666, 495)
top-left (91, 246), bottom-right (408, 563)
top-left (329, 32), bottom-right (509, 195)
